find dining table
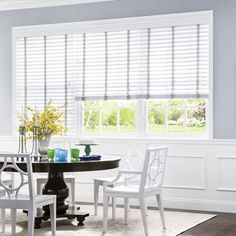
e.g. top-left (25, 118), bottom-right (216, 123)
top-left (3, 156), bottom-right (120, 229)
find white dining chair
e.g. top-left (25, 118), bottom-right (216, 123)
top-left (93, 154), bottom-right (125, 219)
top-left (102, 146), bottom-right (168, 236)
top-left (93, 146), bottom-right (146, 219)
top-left (0, 188), bottom-right (6, 233)
top-left (0, 177), bottom-right (13, 232)
top-left (0, 153), bottom-right (56, 236)
top-left (36, 174), bottom-right (75, 206)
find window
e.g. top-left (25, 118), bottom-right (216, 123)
top-left (13, 11), bottom-right (212, 138)
top-left (83, 100), bottom-right (137, 133)
top-left (148, 99), bottom-right (207, 135)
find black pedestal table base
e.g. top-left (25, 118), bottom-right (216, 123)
top-left (42, 170), bottom-right (69, 214)
top-left (34, 170), bottom-right (89, 228)
top-left (34, 206), bottom-right (89, 229)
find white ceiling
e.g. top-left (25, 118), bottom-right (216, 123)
top-left (0, 0), bottom-right (114, 11)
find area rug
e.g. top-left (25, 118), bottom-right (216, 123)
top-left (1, 205), bottom-right (215, 236)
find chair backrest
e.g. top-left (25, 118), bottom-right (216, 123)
top-left (0, 153), bottom-right (35, 201)
top-left (139, 146), bottom-right (168, 193)
top-left (125, 143), bottom-right (147, 170)
top-left (100, 143), bottom-right (147, 171)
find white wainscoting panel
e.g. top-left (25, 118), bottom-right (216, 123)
top-left (164, 155), bottom-right (205, 190)
top-left (2, 136), bottom-right (236, 213)
top-left (217, 156), bottom-right (236, 192)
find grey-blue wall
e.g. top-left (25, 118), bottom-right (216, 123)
top-left (0, 0), bottom-right (235, 138)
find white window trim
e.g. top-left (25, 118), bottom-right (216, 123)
top-left (12, 10), bottom-right (212, 38)
top-left (0, 0), bottom-right (115, 11)
top-left (12, 10), bottom-right (213, 139)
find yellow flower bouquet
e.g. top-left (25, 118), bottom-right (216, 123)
top-left (18, 100), bottom-right (68, 140)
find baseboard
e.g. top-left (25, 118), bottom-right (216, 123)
top-left (76, 192), bottom-right (236, 214)
top-left (163, 197), bottom-right (236, 213)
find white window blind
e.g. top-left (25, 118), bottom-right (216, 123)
top-left (15, 15), bottom-right (210, 135)
top-left (16, 35), bottom-right (78, 134)
top-left (74, 24), bottom-right (209, 100)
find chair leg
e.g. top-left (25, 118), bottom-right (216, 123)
top-left (124, 198), bottom-right (129, 225)
top-left (139, 198), bottom-right (148, 236)
top-left (128, 200), bottom-right (131, 212)
top-left (103, 195), bottom-right (109, 233)
top-left (112, 197), bottom-right (116, 220)
top-left (68, 183), bottom-right (72, 205)
top-left (11, 209), bottom-right (17, 236)
top-left (50, 201), bottom-right (56, 236)
top-left (71, 179), bottom-right (75, 206)
top-left (28, 208), bottom-right (35, 236)
top-left (36, 181), bottom-right (41, 195)
top-left (1, 209), bottom-right (5, 233)
top-left (156, 194), bottom-right (166, 229)
top-left (94, 180), bottom-right (99, 215)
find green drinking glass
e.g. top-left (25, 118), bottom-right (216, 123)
top-left (47, 148), bottom-right (55, 160)
top-left (70, 148), bottom-right (80, 161)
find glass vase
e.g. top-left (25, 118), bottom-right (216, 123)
top-left (38, 134), bottom-right (51, 156)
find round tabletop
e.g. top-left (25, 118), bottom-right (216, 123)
top-left (4, 157), bottom-right (120, 173)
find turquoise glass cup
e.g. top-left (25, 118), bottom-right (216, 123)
top-left (70, 148), bottom-right (80, 161)
top-left (55, 148), bottom-right (68, 162)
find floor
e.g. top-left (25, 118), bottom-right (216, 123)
top-left (179, 212), bottom-right (236, 236)
top-left (1, 204), bottom-right (215, 236)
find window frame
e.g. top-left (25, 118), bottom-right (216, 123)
top-left (12, 10), bottom-right (213, 139)
top-left (145, 99), bottom-right (210, 139)
top-left (77, 100), bottom-right (139, 137)
top-left (78, 99), bottom-right (209, 139)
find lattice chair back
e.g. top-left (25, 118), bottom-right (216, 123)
top-left (0, 153), bottom-right (35, 201)
top-left (140, 146), bottom-right (168, 193)
top-left (124, 142), bottom-right (147, 171)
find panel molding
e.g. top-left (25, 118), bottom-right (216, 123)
top-left (167, 155), bottom-right (205, 159)
top-left (217, 156), bottom-right (236, 192)
top-left (163, 185), bottom-right (205, 190)
top-left (164, 155), bottom-right (206, 190)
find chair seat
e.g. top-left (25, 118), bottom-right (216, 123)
top-left (95, 176), bottom-right (116, 182)
top-left (36, 194), bottom-right (56, 202)
top-left (0, 193), bottom-right (56, 210)
top-left (94, 176), bottom-right (125, 185)
top-left (35, 194), bottom-right (56, 207)
top-left (0, 194), bottom-right (55, 201)
top-left (106, 184), bottom-right (140, 194)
